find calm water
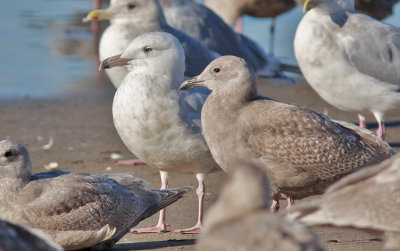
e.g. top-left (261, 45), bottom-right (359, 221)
top-left (0, 1), bottom-right (399, 99)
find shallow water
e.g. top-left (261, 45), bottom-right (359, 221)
top-left (0, 1), bottom-right (399, 99)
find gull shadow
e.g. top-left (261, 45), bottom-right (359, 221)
top-left (110, 239), bottom-right (196, 250)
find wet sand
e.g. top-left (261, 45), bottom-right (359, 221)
top-left (1, 76), bottom-right (399, 250)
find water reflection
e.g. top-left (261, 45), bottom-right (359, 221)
top-left (0, 0), bottom-right (399, 99)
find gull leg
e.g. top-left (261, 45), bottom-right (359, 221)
top-left (269, 18), bottom-right (276, 55)
top-left (358, 114), bottom-right (366, 128)
top-left (270, 199), bottom-right (280, 213)
top-left (131, 171), bottom-right (169, 233)
top-left (174, 173), bottom-right (207, 234)
top-left (116, 159), bottom-right (146, 165)
top-left (377, 121), bottom-right (386, 141)
top-left (372, 110), bottom-right (386, 140)
top-left (235, 17), bottom-right (243, 34)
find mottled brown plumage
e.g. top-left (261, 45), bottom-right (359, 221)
top-left (292, 154), bottom-right (400, 249)
top-left (179, 56), bottom-right (393, 209)
top-left (196, 163), bottom-right (324, 251)
top-left (0, 140), bottom-right (190, 250)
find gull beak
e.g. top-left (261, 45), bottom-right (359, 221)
top-left (99, 54), bottom-right (132, 71)
top-left (303, 0), bottom-right (316, 12)
top-left (179, 76), bottom-right (205, 91)
top-left (82, 9), bottom-right (116, 22)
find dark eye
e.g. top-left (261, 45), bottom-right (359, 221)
top-left (143, 46), bottom-right (153, 53)
top-left (213, 67), bottom-right (221, 73)
top-left (4, 151), bottom-right (12, 158)
top-left (127, 3), bottom-right (136, 9)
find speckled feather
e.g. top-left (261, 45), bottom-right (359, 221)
top-left (293, 155), bottom-right (400, 249)
top-left (0, 140), bottom-right (190, 250)
top-left (185, 56), bottom-right (393, 202)
top-left (196, 163), bottom-right (324, 251)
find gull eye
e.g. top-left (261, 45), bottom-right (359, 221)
top-left (143, 46), bottom-right (153, 53)
top-left (4, 151), bottom-right (12, 158)
top-left (127, 3), bottom-right (136, 9)
top-left (213, 67), bottom-right (221, 73)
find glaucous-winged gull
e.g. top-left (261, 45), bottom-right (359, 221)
top-left (84, 0), bottom-right (292, 88)
top-left (292, 154), bottom-right (400, 250)
top-left (0, 140), bottom-right (190, 249)
top-left (179, 55), bottom-right (393, 211)
top-left (100, 32), bottom-right (220, 234)
top-left (196, 162), bottom-right (324, 251)
top-left (0, 220), bottom-right (62, 251)
top-left (294, 0), bottom-right (400, 140)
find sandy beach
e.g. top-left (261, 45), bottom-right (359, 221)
top-left (1, 76), bottom-right (399, 251)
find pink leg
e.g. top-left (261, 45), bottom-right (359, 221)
top-left (131, 171), bottom-right (169, 233)
top-left (116, 159), bottom-right (146, 165)
top-left (270, 199), bottom-right (280, 213)
top-left (358, 114), bottom-right (366, 128)
top-left (286, 197), bottom-right (295, 209)
top-left (235, 17), bottom-right (243, 34)
top-left (376, 121), bottom-right (386, 140)
top-left (174, 173), bottom-right (207, 234)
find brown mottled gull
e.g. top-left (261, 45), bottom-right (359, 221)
top-left (0, 220), bottom-right (62, 251)
top-left (196, 162), bottom-right (324, 251)
top-left (294, 0), bottom-right (400, 140)
top-left (101, 32), bottom-right (220, 234)
top-left (291, 154), bottom-right (400, 250)
top-left (0, 140), bottom-right (190, 250)
top-left (179, 55), bottom-right (393, 211)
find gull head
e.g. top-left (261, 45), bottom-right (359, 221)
top-left (303, 0), bottom-right (355, 12)
top-left (179, 56), bottom-right (256, 98)
top-left (83, 0), bottom-right (164, 24)
top-left (203, 162), bottom-right (271, 229)
top-left (0, 140), bottom-right (32, 181)
top-left (100, 32), bottom-right (185, 76)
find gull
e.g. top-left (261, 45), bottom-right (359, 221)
top-left (292, 154), bottom-right (400, 250)
top-left (83, 0), bottom-right (293, 88)
top-left (0, 220), bottom-right (62, 251)
top-left (100, 32), bottom-right (220, 233)
top-left (203, 0), bottom-right (296, 52)
top-left (294, 0), bottom-right (400, 140)
top-left (83, 0), bottom-right (218, 88)
top-left (196, 162), bottom-right (324, 251)
top-left (0, 139), bottom-right (189, 249)
top-left (179, 55), bottom-right (393, 211)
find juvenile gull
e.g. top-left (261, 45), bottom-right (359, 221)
top-left (0, 220), bottom-right (62, 251)
top-left (101, 32), bottom-right (219, 233)
top-left (292, 155), bottom-right (400, 250)
top-left (84, 0), bottom-right (291, 88)
top-left (294, 0), bottom-right (400, 140)
top-left (196, 162), bottom-right (324, 251)
top-left (0, 140), bottom-right (190, 250)
top-left (179, 56), bottom-right (393, 211)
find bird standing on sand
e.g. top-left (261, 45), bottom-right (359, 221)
top-left (196, 162), bottom-right (324, 251)
top-left (0, 139), bottom-right (189, 249)
top-left (180, 56), bottom-right (393, 211)
top-left (292, 154), bottom-right (400, 250)
top-left (101, 32), bottom-right (220, 234)
top-left (294, 0), bottom-right (400, 140)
